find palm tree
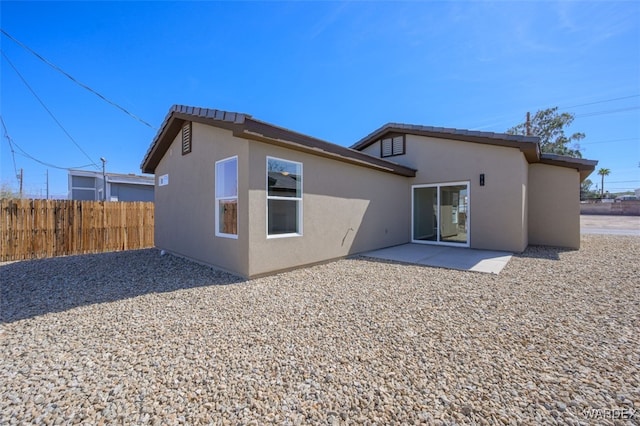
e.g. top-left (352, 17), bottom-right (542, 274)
top-left (597, 168), bottom-right (610, 198)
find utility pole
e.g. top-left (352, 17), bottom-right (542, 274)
top-left (46, 169), bottom-right (49, 200)
top-left (525, 112), bottom-right (531, 136)
top-left (18, 168), bottom-right (23, 198)
top-left (100, 157), bottom-right (107, 201)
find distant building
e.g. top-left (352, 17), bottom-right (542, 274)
top-left (68, 169), bottom-right (154, 202)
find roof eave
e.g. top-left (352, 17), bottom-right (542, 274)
top-left (351, 124), bottom-right (541, 162)
top-left (538, 153), bottom-right (598, 181)
top-left (238, 125), bottom-right (415, 178)
top-left (140, 105), bottom-right (247, 174)
top-left (141, 107), bottom-right (417, 178)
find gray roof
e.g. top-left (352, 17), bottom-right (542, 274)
top-left (350, 122), bottom-right (598, 178)
top-left (539, 153), bottom-right (599, 181)
top-left (351, 122), bottom-right (542, 162)
top-left (141, 105), bottom-right (597, 180)
top-left (69, 169), bottom-right (154, 185)
top-left (141, 105), bottom-right (416, 177)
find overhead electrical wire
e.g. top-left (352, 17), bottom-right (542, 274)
top-left (470, 94), bottom-right (640, 132)
top-left (0, 28), bottom-right (155, 129)
top-left (560, 94), bottom-right (640, 110)
top-left (575, 106), bottom-right (640, 118)
top-left (1, 114), bottom-right (95, 171)
top-left (1, 49), bottom-right (100, 170)
top-left (581, 137), bottom-right (639, 145)
top-left (1, 115), bottom-right (20, 178)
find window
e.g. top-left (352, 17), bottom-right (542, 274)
top-left (381, 135), bottom-right (405, 157)
top-left (267, 157), bottom-right (302, 237)
top-left (182, 121), bottom-right (192, 155)
top-left (215, 156), bottom-right (238, 238)
top-left (158, 174), bottom-right (169, 186)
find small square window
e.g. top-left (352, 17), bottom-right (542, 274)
top-left (381, 135), bottom-right (405, 157)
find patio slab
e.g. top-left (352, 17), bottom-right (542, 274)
top-left (361, 243), bottom-right (512, 274)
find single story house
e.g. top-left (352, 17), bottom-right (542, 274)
top-left (69, 169), bottom-right (154, 202)
top-left (141, 105), bottom-right (597, 278)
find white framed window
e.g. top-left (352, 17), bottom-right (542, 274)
top-left (158, 174), bottom-right (169, 186)
top-left (266, 156), bottom-right (302, 238)
top-left (215, 156), bottom-right (238, 238)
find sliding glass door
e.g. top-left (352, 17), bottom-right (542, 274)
top-left (412, 182), bottom-right (469, 246)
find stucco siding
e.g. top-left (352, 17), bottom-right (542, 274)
top-left (360, 141), bottom-right (381, 157)
top-left (528, 163), bottom-right (580, 248)
top-left (398, 135), bottom-right (529, 252)
top-left (247, 141), bottom-right (410, 277)
top-left (154, 123), bottom-right (250, 276)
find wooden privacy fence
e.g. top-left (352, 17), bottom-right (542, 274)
top-left (0, 199), bottom-right (154, 262)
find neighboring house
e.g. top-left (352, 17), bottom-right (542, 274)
top-left (141, 105), bottom-right (597, 279)
top-left (68, 169), bottom-right (154, 202)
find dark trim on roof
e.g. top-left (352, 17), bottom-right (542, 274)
top-left (539, 153), bottom-right (598, 181)
top-left (142, 106), bottom-right (596, 182)
top-left (141, 105), bottom-right (248, 174)
top-left (240, 118), bottom-right (415, 176)
top-left (351, 123), bottom-right (541, 163)
top-left (350, 122), bottom-right (598, 180)
top-left (141, 105), bottom-right (417, 177)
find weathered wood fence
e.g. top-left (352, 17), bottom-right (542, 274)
top-left (1, 199), bottom-right (154, 262)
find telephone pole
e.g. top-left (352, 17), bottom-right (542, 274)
top-left (100, 157), bottom-right (107, 201)
top-left (525, 112), bottom-right (531, 136)
top-left (18, 168), bottom-right (23, 198)
top-left (46, 169), bottom-right (49, 199)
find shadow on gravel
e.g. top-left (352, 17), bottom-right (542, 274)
top-left (512, 245), bottom-right (575, 261)
top-left (0, 249), bottom-right (244, 323)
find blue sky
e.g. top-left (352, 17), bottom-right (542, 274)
top-left (1, 1), bottom-right (639, 198)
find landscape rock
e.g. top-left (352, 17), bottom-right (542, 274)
top-left (1, 235), bottom-right (638, 423)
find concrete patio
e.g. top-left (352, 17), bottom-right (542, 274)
top-left (360, 243), bottom-right (513, 274)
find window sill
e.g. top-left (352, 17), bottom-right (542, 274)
top-left (267, 233), bottom-right (303, 239)
top-left (216, 233), bottom-right (238, 239)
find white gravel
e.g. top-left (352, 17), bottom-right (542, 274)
top-left (1, 234), bottom-right (639, 424)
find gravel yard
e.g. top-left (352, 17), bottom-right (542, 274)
top-left (1, 234), bottom-right (639, 424)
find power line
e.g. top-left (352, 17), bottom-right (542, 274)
top-left (581, 138), bottom-right (639, 145)
top-left (0, 115), bottom-right (20, 179)
top-left (1, 114), bottom-right (95, 170)
top-left (0, 28), bottom-right (155, 129)
top-left (471, 95), bottom-right (640, 132)
top-left (575, 106), bottom-right (640, 118)
top-left (14, 146), bottom-right (95, 170)
top-left (1, 49), bottom-right (100, 169)
top-left (560, 94), bottom-right (640, 110)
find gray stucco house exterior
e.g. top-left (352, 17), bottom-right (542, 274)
top-left (141, 105), bottom-right (597, 279)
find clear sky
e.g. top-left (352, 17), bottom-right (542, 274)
top-left (1, 1), bottom-right (639, 198)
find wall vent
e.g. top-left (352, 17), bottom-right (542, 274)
top-left (182, 121), bottom-right (192, 155)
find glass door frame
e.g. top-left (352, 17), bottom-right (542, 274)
top-left (411, 181), bottom-right (470, 247)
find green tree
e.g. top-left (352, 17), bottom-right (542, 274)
top-left (597, 168), bottom-right (610, 198)
top-left (0, 181), bottom-right (19, 199)
top-left (580, 179), bottom-right (594, 200)
top-left (506, 107), bottom-right (585, 158)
